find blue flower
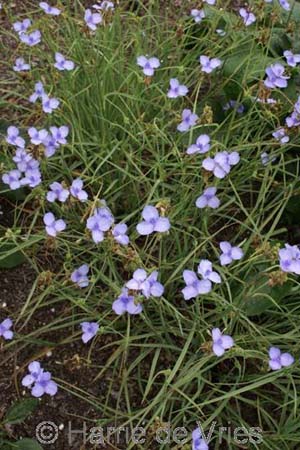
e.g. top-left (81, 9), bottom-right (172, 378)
top-left (196, 187), bottom-right (220, 209)
top-left (182, 270), bottom-right (212, 300)
top-left (268, 347), bottom-right (294, 370)
top-left (22, 361), bottom-right (58, 397)
top-left (20, 30), bottom-right (42, 46)
top-left (187, 134), bottom-right (210, 155)
top-left (13, 57), bottom-right (31, 72)
top-left (137, 56), bottom-right (160, 76)
top-left (71, 265), bottom-right (90, 288)
top-left (112, 223), bottom-right (129, 245)
top-left (167, 78), bottom-right (188, 98)
top-left (191, 9), bottom-right (205, 23)
top-left (199, 55), bottom-right (222, 73)
top-left (80, 322), bottom-right (99, 343)
top-left (86, 205), bottom-right (114, 243)
top-left (39, 2), bottom-right (61, 15)
top-left (0, 318), bottom-right (13, 340)
top-left (264, 64), bottom-right (289, 89)
top-left (192, 427), bottom-right (209, 450)
top-left (177, 109), bottom-right (198, 132)
top-left (112, 288), bottom-right (143, 315)
top-left (136, 205), bottom-right (170, 236)
top-left (212, 328), bottom-right (234, 356)
top-left (279, 244), bottom-right (300, 274)
top-left (202, 151), bottom-right (240, 178)
top-left (219, 241), bottom-right (243, 266)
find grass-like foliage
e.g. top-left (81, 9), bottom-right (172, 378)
top-left (1, 0), bottom-right (300, 448)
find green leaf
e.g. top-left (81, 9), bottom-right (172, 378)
top-left (269, 28), bottom-right (291, 55)
top-left (0, 119), bottom-right (11, 136)
top-left (285, 3), bottom-right (300, 23)
top-left (239, 267), bottom-right (293, 316)
top-left (4, 399), bottom-right (39, 425)
top-left (283, 195), bottom-right (300, 225)
top-left (0, 243), bottom-right (26, 269)
top-left (0, 182), bottom-right (27, 202)
top-left (222, 43), bottom-right (273, 97)
top-left (14, 439), bottom-right (43, 450)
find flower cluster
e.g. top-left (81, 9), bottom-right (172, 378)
top-left (2, 0), bottom-right (300, 410)
top-left (47, 178), bottom-right (88, 203)
top-left (202, 151), bottom-right (240, 179)
top-left (112, 269), bottom-right (164, 315)
top-left (86, 204), bottom-right (115, 243)
top-left (182, 259), bottom-right (221, 301)
top-left (3, 127), bottom-right (42, 190)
